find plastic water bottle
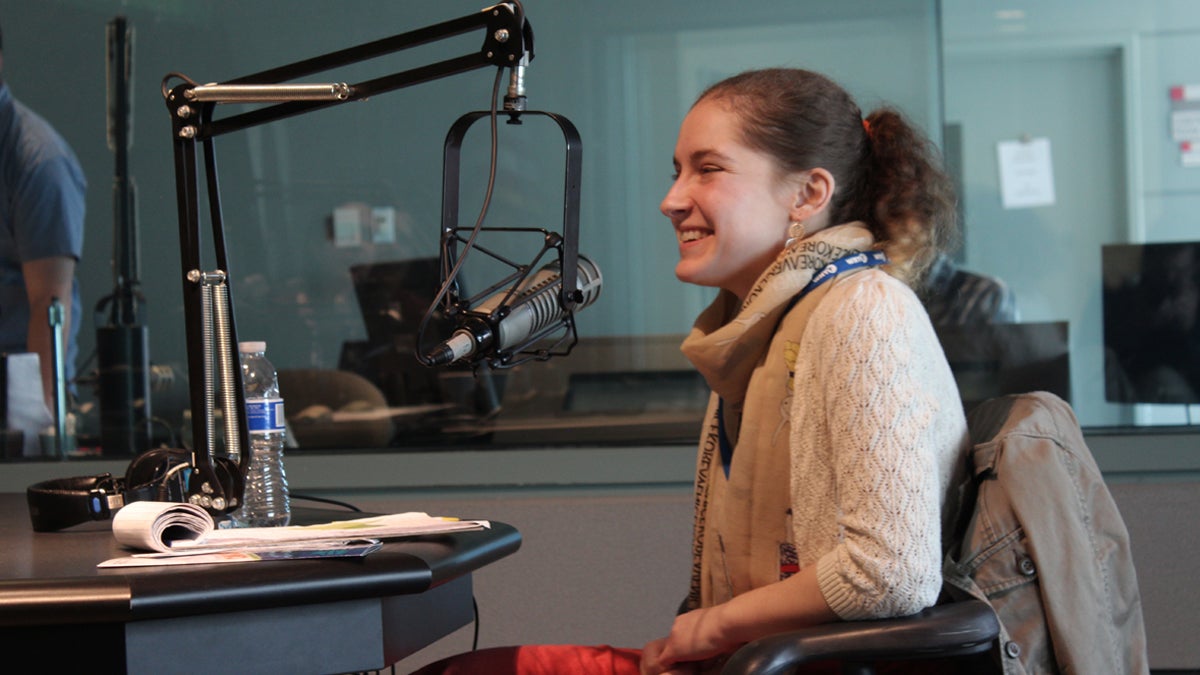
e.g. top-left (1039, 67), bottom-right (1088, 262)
top-left (228, 341), bottom-right (291, 527)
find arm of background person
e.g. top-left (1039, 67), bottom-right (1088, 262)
top-left (22, 255), bottom-right (75, 412)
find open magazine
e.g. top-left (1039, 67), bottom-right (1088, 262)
top-left (99, 501), bottom-right (489, 568)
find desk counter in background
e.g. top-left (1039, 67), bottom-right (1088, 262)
top-left (0, 494), bottom-right (521, 674)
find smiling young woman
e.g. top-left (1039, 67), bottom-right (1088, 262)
top-left (415, 67), bottom-right (967, 675)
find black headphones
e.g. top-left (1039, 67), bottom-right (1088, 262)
top-left (26, 447), bottom-right (243, 532)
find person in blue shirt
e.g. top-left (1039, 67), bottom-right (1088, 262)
top-left (0, 22), bottom-right (86, 412)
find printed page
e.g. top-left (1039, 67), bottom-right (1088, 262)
top-left (111, 501), bottom-right (215, 552)
top-left (98, 538), bottom-right (383, 568)
top-left (175, 512), bottom-right (490, 549)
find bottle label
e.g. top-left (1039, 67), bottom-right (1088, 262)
top-left (246, 398), bottom-right (285, 434)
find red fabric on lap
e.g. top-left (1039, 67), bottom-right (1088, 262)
top-left (410, 643), bottom-right (967, 674)
top-left (411, 645), bottom-right (643, 675)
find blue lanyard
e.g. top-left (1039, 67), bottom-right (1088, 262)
top-left (717, 250), bottom-right (888, 477)
top-left (800, 249), bottom-right (889, 298)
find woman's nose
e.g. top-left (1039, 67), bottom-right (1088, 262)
top-left (660, 180), bottom-right (688, 219)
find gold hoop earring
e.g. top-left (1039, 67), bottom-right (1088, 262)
top-left (785, 220), bottom-right (806, 248)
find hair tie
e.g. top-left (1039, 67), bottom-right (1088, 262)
top-left (862, 118), bottom-right (871, 135)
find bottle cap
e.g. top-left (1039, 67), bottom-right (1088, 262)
top-left (239, 341), bottom-right (267, 353)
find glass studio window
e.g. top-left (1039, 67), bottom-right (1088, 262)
top-left (4, 0), bottom-right (1196, 460)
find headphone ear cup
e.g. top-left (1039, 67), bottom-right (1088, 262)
top-left (124, 447), bottom-right (192, 502)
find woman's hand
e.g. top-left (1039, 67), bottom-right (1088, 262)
top-left (640, 637), bottom-right (701, 675)
top-left (640, 637), bottom-right (669, 675)
top-left (641, 607), bottom-right (731, 674)
top-left (643, 568), bottom-right (838, 674)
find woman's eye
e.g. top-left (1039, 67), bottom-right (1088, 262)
top-left (668, 165), bottom-right (720, 181)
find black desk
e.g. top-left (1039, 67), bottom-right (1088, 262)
top-left (0, 494), bottom-right (520, 674)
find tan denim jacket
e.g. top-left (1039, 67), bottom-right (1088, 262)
top-left (943, 392), bottom-right (1149, 674)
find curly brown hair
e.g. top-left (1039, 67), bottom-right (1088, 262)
top-left (697, 68), bottom-right (958, 285)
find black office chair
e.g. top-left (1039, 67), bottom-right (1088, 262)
top-left (721, 599), bottom-right (1000, 675)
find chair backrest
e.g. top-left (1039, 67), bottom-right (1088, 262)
top-left (943, 391), bottom-right (1149, 675)
top-left (277, 368), bottom-right (393, 449)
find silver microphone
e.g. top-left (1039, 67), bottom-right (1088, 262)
top-left (425, 255), bottom-right (602, 366)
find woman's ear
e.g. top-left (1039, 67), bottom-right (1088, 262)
top-left (790, 168), bottom-right (836, 222)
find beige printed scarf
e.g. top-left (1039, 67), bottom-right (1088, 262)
top-left (680, 223), bottom-right (878, 611)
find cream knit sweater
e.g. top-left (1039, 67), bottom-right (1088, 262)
top-left (682, 223), bottom-right (969, 623)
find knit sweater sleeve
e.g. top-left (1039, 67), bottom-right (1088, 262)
top-left (795, 271), bottom-right (959, 620)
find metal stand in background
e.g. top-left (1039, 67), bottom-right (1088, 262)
top-left (48, 299), bottom-right (68, 459)
top-left (96, 15), bottom-right (153, 456)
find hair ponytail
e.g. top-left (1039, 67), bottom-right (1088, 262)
top-left (857, 108), bottom-right (958, 285)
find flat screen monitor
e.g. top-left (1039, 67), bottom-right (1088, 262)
top-left (341, 258), bottom-right (500, 418)
top-left (349, 257), bottom-right (449, 344)
top-left (1102, 242), bottom-right (1200, 404)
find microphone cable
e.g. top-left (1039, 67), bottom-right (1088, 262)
top-left (414, 64), bottom-right (505, 366)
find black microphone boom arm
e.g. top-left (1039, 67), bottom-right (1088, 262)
top-left (162, 2), bottom-right (537, 516)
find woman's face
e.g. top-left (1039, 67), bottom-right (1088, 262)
top-left (661, 97), bottom-right (800, 301)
